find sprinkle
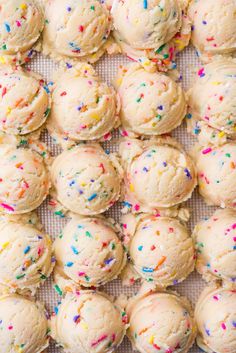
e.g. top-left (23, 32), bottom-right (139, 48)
top-left (71, 246), bottom-right (79, 255)
top-left (16, 274), bottom-right (25, 280)
top-left (221, 323), bottom-right (226, 330)
top-left (20, 3), bottom-right (27, 10)
top-left (23, 246), bottom-right (30, 254)
top-left (142, 267), bottom-right (154, 273)
top-left (54, 284), bottom-right (63, 296)
top-left (0, 203), bottom-right (14, 212)
top-left (8, 326), bottom-right (13, 330)
top-left (198, 68), bottom-right (205, 78)
top-left (88, 193), bottom-right (97, 201)
top-left (66, 262), bottom-right (74, 267)
top-left (73, 315), bottom-right (80, 324)
top-left (85, 231), bottom-right (92, 238)
top-left (104, 258), bottom-right (114, 265)
top-left (202, 148), bottom-right (212, 155)
top-left (4, 22), bottom-right (11, 33)
top-left (143, 0), bottom-right (148, 9)
top-left (184, 168), bottom-right (192, 179)
top-left (138, 245), bottom-right (143, 251)
top-left (155, 256), bottom-right (166, 270)
top-left (79, 25), bottom-right (84, 32)
top-left (91, 334), bottom-right (108, 347)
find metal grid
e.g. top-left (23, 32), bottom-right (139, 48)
top-left (29, 46), bottom-right (213, 352)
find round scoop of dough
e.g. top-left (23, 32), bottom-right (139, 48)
top-left (49, 65), bottom-right (119, 143)
top-left (120, 138), bottom-right (197, 212)
top-left (51, 144), bottom-right (121, 215)
top-left (195, 286), bottom-right (236, 353)
top-left (0, 67), bottom-right (51, 135)
top-left (126, 214), bottom-right (194, 287)
top-left (43, 0), bottom-right (111, 62)
top-left (127, 291), bottom-right (196, 353)
top-left (193, 143), bottom-right (236, 208)
top-left (112, 0), bottom-right (182, 50)
top-left (188, 60), bottom-right (236, 139)
top-left (0, 294), bottom-right (49, 353)
top-left (0, 217), bottom-right (53, 294)
top-left (0, 145), bottom-right (50, 214)
top-left (0, 0), bottom-right (44, 60)
top-left (188, 0), bottom-right (236, 60)
top-left (54, 215), bottom-right (126, 288)
top-left (193, 208), bottom-right (236, 284)
top-left (116, 64), bottom-right (186, 136)
top-left (51, 291), bottom-right (126, 353)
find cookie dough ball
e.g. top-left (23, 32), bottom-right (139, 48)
top-left (193, 143), bottom-right (236, 208)
top-left (122, 214), bottom-right (194, 287)
top-left (193, 209), bottom-right (236, 284)
top-left (111, 0), bottom-right (190, 71)
top-left (48, 64), bottom-right (119, 144)
top-left (54, 215), bottom-right (126, 289)
top-left (0, 294), bottom-right (49, 353)
top-left (195, 286), bottom-right (236, 353)
top-left (188, 59), bottom-right (236, 141)
top-left (120, 138), bottom-right (197, 212)
top-left (0, 0), bottom-right (44, 64)
top-left (51, 144), bottom-right (121, 215)
top-left (189, 0), bottom-right (236, 61)
top-left (127, 291), bottom-right (196, 353)
top-left (115, 64), bottom-right (186, 137)
top-left (0, 216), bottom-right (53, 294)
top-left (0, 145), bottom-right (50, 214)
top-left (0, 66), bottom-right (51, 135)
top-left (51, 291), bottom-right (126, 353)
top-left (43, 0), bottom-right (112, 63)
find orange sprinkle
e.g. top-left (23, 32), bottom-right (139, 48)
top-left (14, 98), bottom-right (24, 107)
top-left (154, 256), bottom-right (167, 271)
top-left (231, 162), bottom-right (236, 169)
top-left (139, 327), bottom-right (148, 335)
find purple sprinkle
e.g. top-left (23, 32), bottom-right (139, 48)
top-left (67, 6), bottom-right (72, 11)
top-left (158, 105), bottom-right (163, 110)
top-left (73, 315), bottom-right (80, 323)
top-left (104, 258), bottom-right (114, 265)
top-left (232, 321), bottom-right (236, 328)
top-left (184, 168), bottom-right (192, 179)
top-left (163, 162), bottom-right (167, 167)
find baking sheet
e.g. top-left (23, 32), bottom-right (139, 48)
top-left (31, 46), bottom-right (213, 352)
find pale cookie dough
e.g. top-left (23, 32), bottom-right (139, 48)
top-left (0, 294), bottom-right (49, 353)
top-left (111, 0), bottom-right (191, 72)
top-left (0, 214), bottom-right (53, 295)
top-left (0, 144), bottom-right (50, 214)
top-left (48, 64), bottom-right (119, 146)
top-left (50, 291), bottom-right (127, 353)
top-left (192, 143), bottom-right (236, 208)
top-left (0, 66), bottom-right (51, 135)
top-left (195, 285), bottom-right (236, 353)
top-left (53, 215), bottom-right (126, 290)
top-left (0, 0), bottom-right (44, 65)
top-left (51, 144), bottom-right (122, 216)
top-left (187, 59), bottom-right (236, 145)
top-left (115, 63), bottom-right (186, 137)
top-left (119, 137), bottom-right (197, 213)
top-left (126, 290), bottom-right (196, 353)
top-left (188, 0), bottom-right (236, 62)
top-left (121, 213), bottom-right (195, 287)
top-left (42, 0), bottom-right (112, 63)
top-left (193, 209), bottom-right (236, 285)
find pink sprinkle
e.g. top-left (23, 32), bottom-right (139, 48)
top-left (8, 326), bottom-right (13, 330)
top-left (232, 224), bottom-right (236, 229)
top-left (0, 203), bottom-right (14, 212)
top-left (121, 129), bottom-right (128, 137)
top-left (202, 148), bottom-right (212, 155)
top-left (16, 20), bottom-right (21, 27)
top-left (233, 237), bottom-right (236, 242)
top-left (78, 272), bottom-right (85, 277)
top-left (134, 204), bottom-right (140, 211)
top-left (79, 25), bottom-right (84, 32)
top-left (122, 223), bottom-right (127, 229)
top-left (221, 323), bottom-right (226, 330)
top-left (111, 333), bottom-right (116, 342)
top-left (213, 295), bottom-right (219, 301)
top-left (198, 68), bottom-right (205, 77)
top-left (91, 334), bottom-right (108, 347)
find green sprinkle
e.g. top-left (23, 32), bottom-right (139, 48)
top-left (54, 284), bottom-right (63, 296)
top-left (90, 5), bottom-right (95, 10)
top-left (85, 231), bottom-right (92, 238)
top-left (155, 44), bottom-right (166, 54)
top-left (16, 274), bottom-right (25, 280)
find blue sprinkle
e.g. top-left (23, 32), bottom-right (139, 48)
top-left (142, 267), bottom-right (154, 273)
top-left (143, 0), bottom-right (148, 9)
top-left (71, 246), bottom-right (79, 255)
top-left (43, 85), bottom-right (50, 94)
top-left (24, 246), bottom-right (31, 254)
top-left (143, 167), bottom-right (149, 172)
top-left (104, 258), bottom-right (114, 265)
top-left (138, 246), bottom-right (143, 251)
top-left (66, 262), bottom-right (74, 267)
top-left (88, 193), bottom-right (97, 201)
top-left (54, 306), bottom-right (59, 315)
top-left (122, 201), bottom-right (132, 208)
top-left (4, 22), bottom-right (11, 33)
top-left (69, 180), bottom-right (75, 187)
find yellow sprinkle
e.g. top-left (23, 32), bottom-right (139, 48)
top-left (211, 82), bottom-right (221, 86)
top-left (81, 182), bottom-right (86, 187)
top-left (90, 113), bottom-right (100, 120)
top-left (149, 335), bottom-right (155, 345)
top-left (218, 131), bottom-right (225, 138)
top-left (20, 3), bottom-right (27, 10)
top-left (143, 60), bottom-right (151, 67)
top-left (116, 78), bottom-right (122, 86)
top-left (81, 322), bottom-right (88, 330)
top-left (130, 183), bottom-right (135, 192)
top-left (0, 57), bottom-right (6, 64)
top-left (0, 241), bottom-right (10, 253)
top-left (6, 107), bottom-right (11, 115)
